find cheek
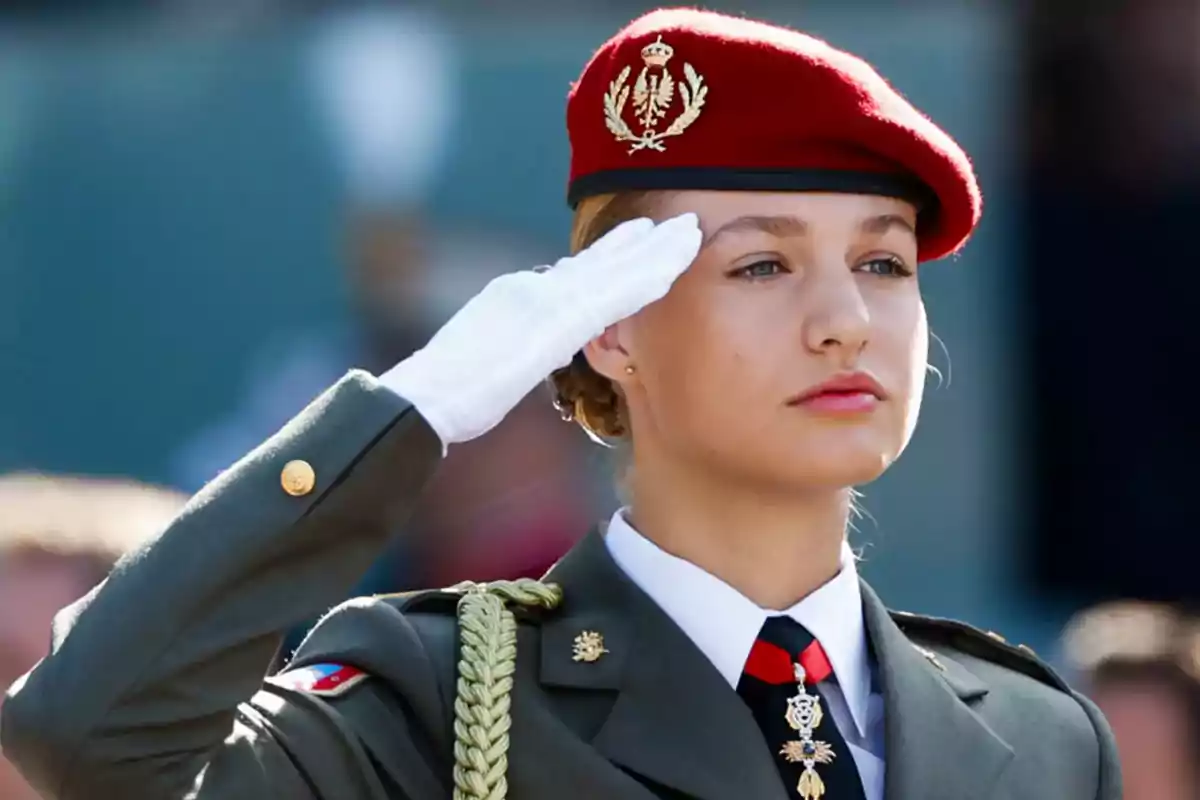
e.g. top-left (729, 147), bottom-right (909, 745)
top-left (858, 285), bottom-right (927, 441)
top-left (871, 287), bottom-right (927, 381)
top-left (909, 300), bottom-right (930, 390)
top-left (891, 295), bottom-right (928, 437)
top-left (630, 277), bottom-right (772, 413)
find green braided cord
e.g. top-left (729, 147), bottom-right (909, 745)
top-left (452, 579), bottom-right (563, 800)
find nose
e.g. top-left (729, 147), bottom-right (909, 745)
top-left (801, 272), bottom-right (870, 363)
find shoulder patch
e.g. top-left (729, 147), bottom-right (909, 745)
top-left (268, 663), bottom-right (369, 697)
top-left (890, 611), bottom-right (1070, 692)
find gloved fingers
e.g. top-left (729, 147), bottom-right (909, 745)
top-left (614, 212), bottom-right (702, 285)
top-left (548, 212), bottom-right (698, 292)
top-left (538, 217), bottom-right (655, 275)
top-left (574, 216), bottom-right (656, 260)
top-left (565, 213), bottom-right (702, 331)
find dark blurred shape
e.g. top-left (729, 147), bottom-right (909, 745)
top-left (0, 472), bottom-right (187, 800)
top-left (1023, 0), bottom-right (1200, 604)
top-left (345, 210), bottom-right (433, 373)
top-left (1063, 602), bottom-right (1200, 800)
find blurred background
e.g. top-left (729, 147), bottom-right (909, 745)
top-left (0, 0), bottom-right (1197, 797)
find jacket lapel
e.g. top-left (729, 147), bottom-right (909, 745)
top-left (860, 583), bottom-right (1013, 800)
top-left (540, 530), bottom-right (789, 800)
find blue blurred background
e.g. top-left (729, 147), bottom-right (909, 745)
top-left (0, 0), bottom-right (1039, 630)
top-left (1, 2), bottom-right (1198, 796)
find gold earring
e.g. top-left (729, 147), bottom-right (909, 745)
top-left (624, 365), bottom-right (636, 375)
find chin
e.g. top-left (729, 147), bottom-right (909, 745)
top-left (756, 434), bottom-right (900, 490)
top-left (780, 455), bottom-right (890, 490)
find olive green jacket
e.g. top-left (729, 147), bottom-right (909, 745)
top-left (1, 372), bottom-right (1121, 800)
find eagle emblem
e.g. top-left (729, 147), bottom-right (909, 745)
top-left (603, 36), bottom-right (708, 154)
top-left (572, 630), bottom-right (608, 662)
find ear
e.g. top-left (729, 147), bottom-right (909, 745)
top-left (582, 322), bottom-right (634, 385)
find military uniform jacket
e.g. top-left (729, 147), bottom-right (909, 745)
top-left (1, 372), bottom-right (1121, 800)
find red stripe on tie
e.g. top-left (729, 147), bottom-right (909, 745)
top-left (798, 640), bottom-right (833, 685)
top-left (744, 639), bottom-right (834, 685)
top-left (745, 639), bottom-right (795, 684)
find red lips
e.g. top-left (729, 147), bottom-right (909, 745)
top-left (787, 372), bottom-right (887, 413)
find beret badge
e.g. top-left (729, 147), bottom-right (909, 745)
top-left (602, 36), bottom-right (709, 154)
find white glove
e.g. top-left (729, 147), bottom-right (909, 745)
top-left (380, 213), bottom-right (702, 447)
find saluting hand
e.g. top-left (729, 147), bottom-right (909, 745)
top-left (381, 213), bottom-right (702, 447)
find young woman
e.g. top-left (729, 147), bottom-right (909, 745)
top-left (2, 9), bottom-right (1119, 800)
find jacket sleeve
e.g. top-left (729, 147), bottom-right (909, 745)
top-left (0, 370), bottom-right (443, 800)
top-left (1074, 691), bottom-right (1122, 800)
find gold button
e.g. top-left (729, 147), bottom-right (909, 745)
top-left (281, 460), bottom-right (316, 497)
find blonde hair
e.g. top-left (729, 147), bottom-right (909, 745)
top-left (550, 191), bottom-right (661, 441)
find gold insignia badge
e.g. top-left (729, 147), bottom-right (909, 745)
top-left (603, 36), bottom-right (708, 154)
top-left (572, 630), bottom-right (608, 662)
top-left (781, 663), bottom-right (835, 800)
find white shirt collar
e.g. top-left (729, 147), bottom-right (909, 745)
top-left (604, 508), bottom-right (873, 739)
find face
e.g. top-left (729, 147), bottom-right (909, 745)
top-left (591, 190), bottom-right (926, 491)
top-left (1093, 680), bottom-right (1198, 800)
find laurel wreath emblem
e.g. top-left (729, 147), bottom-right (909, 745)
top-left (603, 60), bottom-right (708, 154)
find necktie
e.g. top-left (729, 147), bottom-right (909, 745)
top-left (736, 616), bottom-right (867, 800)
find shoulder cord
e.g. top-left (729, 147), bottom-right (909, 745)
top-left (451, 578), bottom-right (563, 800)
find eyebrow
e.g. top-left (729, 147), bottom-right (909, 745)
top-left (703, 215), bottom-right (806, 246)
top-left (702, 212), bottom-right (916, 247)
top-left (860, 213), bottom-right (916, 236)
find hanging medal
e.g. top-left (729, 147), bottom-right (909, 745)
top-left (779, 662), bottom-right (836, 800)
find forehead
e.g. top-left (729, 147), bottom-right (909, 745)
top-left (654, 190), bottom-right (919, 232)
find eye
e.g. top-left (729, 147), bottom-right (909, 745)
top-left (728, 259), bottom-right (788, 280)
top-left (855, 255), bottom-right (914, 278)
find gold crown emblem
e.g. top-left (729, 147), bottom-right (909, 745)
top-left (603, 36), bottom-right (708, 154)
top-left (640, 35), bottom-right (674, 68)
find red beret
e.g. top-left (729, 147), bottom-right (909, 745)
top-left (566, 8), bottom-right (982, 261)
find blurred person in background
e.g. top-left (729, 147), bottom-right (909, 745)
top-left (170, 6), bottom-right (595, 621)
top-left (1, 8), bottom-right (1118, 800)
top-left (0, 472), bottom-right (186, 800)
top-left (1063, 602), bottom-right (1200, 800)
top-left (167, 5), bottom-right (464, 487)
top-left (304, 6), bottom-right (595, 595)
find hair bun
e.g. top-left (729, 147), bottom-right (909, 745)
top-left (550, 353), bottom-right (627, 440)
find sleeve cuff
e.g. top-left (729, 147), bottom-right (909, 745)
top-left (377, 361), bottom-right (452, 455)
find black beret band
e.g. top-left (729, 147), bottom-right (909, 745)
top-left (567, 167), bottom-right (939, 215)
